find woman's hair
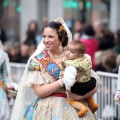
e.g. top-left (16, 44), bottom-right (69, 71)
top-left (45, 21), bottom-right (68, 47)
top-left (102, 50), bottom-right (117, 69)
top-left (70, 40), bottom-right (86, 55)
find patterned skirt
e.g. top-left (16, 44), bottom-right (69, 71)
top-left (21, 96), bottom-right (97, 120)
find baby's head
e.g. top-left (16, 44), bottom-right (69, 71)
top-left (65, 40), bottom-right (86, 60)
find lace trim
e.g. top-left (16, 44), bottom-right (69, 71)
top-left (26, 71), bottom-right (45, 87)
top-left (0, 100), bottom-right (10, 120)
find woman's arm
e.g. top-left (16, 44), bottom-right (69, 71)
top-left (66, 84), bottom-right (98, 100)
top-left (32, 79), bottom-right (63, 98)
top-left (82, 84), bottom-right (97, 99)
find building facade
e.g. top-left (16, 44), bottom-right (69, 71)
top-left (0, 0), bottom-right (120, 41)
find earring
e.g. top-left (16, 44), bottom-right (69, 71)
top-left (59, 44), bottom-right (63, 52)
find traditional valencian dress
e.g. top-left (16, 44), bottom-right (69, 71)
top-left (0, 49), bottom-right (10, 120)
top-left (21, 51), bottom-right (97, 120)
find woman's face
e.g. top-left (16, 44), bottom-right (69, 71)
top-left (43, 27), bottom-right (61, 52)
top-left (29, 22), bottom-right (37, 31)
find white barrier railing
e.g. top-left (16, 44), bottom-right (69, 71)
top-left (95, 71), bottom-right (120, 120)
top-left (10, 62), bottom-right (26, 84)
top-left (9, 63), bottom-right (120, 119)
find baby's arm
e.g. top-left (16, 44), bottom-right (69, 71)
top-left (63, 66), bottom-right (77, 91)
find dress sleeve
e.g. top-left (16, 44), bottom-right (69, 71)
top-left (26, 59), bottom-right (46, 87)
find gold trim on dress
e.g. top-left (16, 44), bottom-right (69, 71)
top-left (0, 79), bottom-right (8, 93)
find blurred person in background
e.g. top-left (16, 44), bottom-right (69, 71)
top-left (111, 54), bottom-right (120, 73)
top-left (42, 16), bottom-right (49, 26)
top-left (35, 17), bottom-right (49, 46)
top-left (0, 40), bottom-right (11, 120)
top-left (0, 26), bottom-right (7, 44)
top-left (20, 43), bottom-right (29, 63)
top-left (28, 44), bottom-right (37, 57)
top-left (36, 29), bottom-right (43, 46)
top-left (13, 41), bottom-right (21, 57)
top-left (93, 20), bottom-right (114, 50)
top-left (114, 29), bottom-right (120, 54)
top-left (94, 51), bottom-right (106, 72)
top-left (9, 46), bottom-right (21, 63)
top-left (24, 20), bottom-right (38, 46)
top-left (101, 50), bottom-right (117, 73)
top-left (80, 25), bottom-right (99, 69)
top-left (73, 19), bottom-right (85, 40)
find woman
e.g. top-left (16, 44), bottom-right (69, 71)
top-left (0, 40), bottom-right (12, 120)
top-left (11, 18), bottom-right (98, 120)
top-left (24, 21), bottom-right (38, 46)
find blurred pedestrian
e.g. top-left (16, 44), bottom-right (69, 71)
top-left (94, 51), bottom-right (106, 72)
top-left (42, 16), bottom-right (49, 26)
top-left (73, 19), bottom-right (85, 40)
top-left (24, 20), bottom-right (38, 46)
top-left (93, 20), bottom-right (114, 50)
top-left (9, 46), bottom-right (21, 63)
top-left (80, 25), bottom-right (99, 69)
top-left (101, 50), bottom-right (117, 73)
top-left (20, 43), bottom-right (29, 63)
top-left (0, 26), bottom-right (7, 44)
top-left (114, 29), bottom-right (120, 54)
top-left (28, 44), bottom-right (36, 57)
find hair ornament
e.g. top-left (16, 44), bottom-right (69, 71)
top-left (58, 25), bottom-right (65, 33)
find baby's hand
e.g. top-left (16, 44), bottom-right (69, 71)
top-left (66, 89), bottom-right (71, 93)
top-left (76, 73), bottom-right (82, 81)
top-left (66, 91), bottom-right (84, 101)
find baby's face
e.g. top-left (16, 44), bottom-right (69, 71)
top-left (65, 44), bottom-right (80, 60)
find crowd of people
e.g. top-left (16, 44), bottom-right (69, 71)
top-left (73, 19), bottom-right (120, 73)
top-left (0, 17), bottom-right (120, 120)
top-left (1, 17), bottom-right (120, 74)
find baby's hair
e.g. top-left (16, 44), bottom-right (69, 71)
top-left (69, 40), bottom-right (86, 55)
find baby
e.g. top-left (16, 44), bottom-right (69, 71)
top-left (60, 40), bottom-right (98, 117)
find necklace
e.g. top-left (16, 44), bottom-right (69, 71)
top-left (48, 51), bottom-right (65, 59)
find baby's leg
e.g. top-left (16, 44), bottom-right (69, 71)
top-left (67, 98), bottom-right (88, 117)
top-left (85, 97), bottom-right (98, 113)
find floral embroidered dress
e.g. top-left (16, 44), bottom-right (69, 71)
top-left (21, 52), bottom-right (97, 120)
top-left (0, 49), bottom-right (10, 120)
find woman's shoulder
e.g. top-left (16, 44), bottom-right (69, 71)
top-left (28, 57), bottom-right (41, 71)
top-left (28, 51), bottom-right (47, 71)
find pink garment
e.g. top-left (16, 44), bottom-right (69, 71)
top-left (80, 38), bottom-right (99, 69)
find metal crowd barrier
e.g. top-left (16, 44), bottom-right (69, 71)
top-left (10, 62), bottom-right (26, 84)
top-left (9, 63), bottom-right (120, 119)
top-left (95, 71), bottom-right (120, 120)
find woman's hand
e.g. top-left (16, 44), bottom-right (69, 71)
top-left (66, 84), bottom-right (98, 101)
top-left (33, 80), bottom-right (63, 98)
top-left (76, 73), bottom-right (82, 81)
